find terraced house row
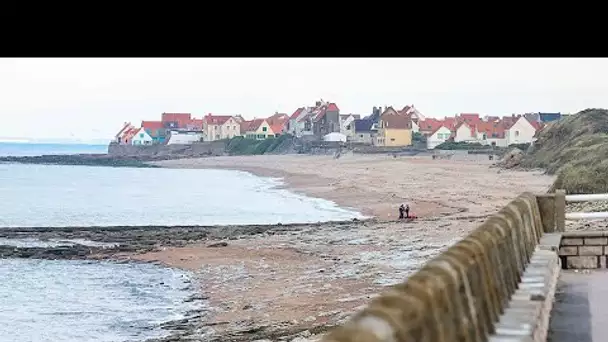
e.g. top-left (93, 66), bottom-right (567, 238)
top-left (113, 100), bottom-right (566, 148)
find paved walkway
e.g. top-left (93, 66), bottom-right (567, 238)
top-left (548, 270), bottom-right (608, 342)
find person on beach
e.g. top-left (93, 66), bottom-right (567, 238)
top-left (405, 204), bottom-right (410, 219)
top-left (398, 204), bottom-right (405, 219)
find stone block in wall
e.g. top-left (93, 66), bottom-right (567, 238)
top-left (602, 256), bottom-right (607, 269)
top-left (584, 237), bottom-right (608, 245)
top-left (558, 246), bottom-right (578, 256)
top-left (579, 246), bottom-right (603, 256)
top-left (566, 256), bottom-right (599, 269)
top-left (561, 238), bottom-right (583, 246)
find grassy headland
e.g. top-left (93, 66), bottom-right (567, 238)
top-left (517, 109), bottom-right (608, 194)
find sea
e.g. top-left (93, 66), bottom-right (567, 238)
top-left (0, 142), bottom-right (363, 342)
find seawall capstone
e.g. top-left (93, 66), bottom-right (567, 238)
top-left (322, 193), bottom-right (549, 342)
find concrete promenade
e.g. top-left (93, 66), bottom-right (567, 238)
top-left (549, 270), bottom-right (608, 342)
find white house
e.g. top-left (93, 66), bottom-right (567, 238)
top-left (289, 108), bottom-right (315, 138)
top-left (166, 130), bottom-right (203, 145)
top-left (131, 128), bottom-right (153, 145)
top-left (427, 126), bottom-right (452, 149)
top-left (453, 122), bottom-right (477, 143)
top-left (506, 117), bottom-right (538, 145)
top-left (339, 114), bottom-right (360, 140)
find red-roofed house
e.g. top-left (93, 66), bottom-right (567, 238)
top-left (266, 113), bottom-right (290, 136)
top-left (242, 118), bottom-right (274, 140)
top-left (161, 113), bottom-right (192, 129)
top-left (312, 101), bottom-right (340, 138)
top-left (458, 113), bottom-right (481, 125)
top-left (121, 126), bottom-right (139, 145)
top-left (141, 120), bottom-right (166, 144)
top-left (186, 119), bottom-right (204, 131)
top-left (426, 125), bottom-right (453, 149)
top-left (475, 121), bottom-right (507, 147)
top-left (203, 114), bottom-right (241, 141)
top-left (453, 121), bottom-right (477, 143)
top-left (418, 119), bottom-right (445, 136)
top-left (114, 122), bottom-right (135, 144)
top-left (505, 116), bottom-right (541, 146)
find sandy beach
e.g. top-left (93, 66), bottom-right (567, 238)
top-left (153, 154), bottom-right (554, 220)
top-left (138, 154), bottom-right (556, 341)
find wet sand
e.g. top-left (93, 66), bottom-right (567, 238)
top-left (137, 154), bottom-right (555, 341)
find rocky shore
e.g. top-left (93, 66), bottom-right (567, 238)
top-left (0, 154), bottom-right (159, 168)
top-left (0, 216), bottom-right (479, 342)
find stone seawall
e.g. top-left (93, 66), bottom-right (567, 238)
top-left (108, 141), bottom-right (227, 158)
top-left (322, 193), bottom-right (560, 342)
top-left (559, 232), bottom-right (608, 269)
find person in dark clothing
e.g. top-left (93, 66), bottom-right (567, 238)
top-left (398, 204), bottom-right (405, 219)
top-left (405, 204), bottom-right (410, 218)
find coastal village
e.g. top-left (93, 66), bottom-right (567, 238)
top-left (114, 99), bottom-right (566, 150)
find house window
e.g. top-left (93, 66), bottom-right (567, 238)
top-left (262, 127), bottom-right (267, 132)
top-left (257, 134), bottom-right (265, 139)
top-left (139, 133), bottom-right (144, 138)
top-left (390, 138), bottom-right (395, 142)
top-left (360, 134), bottom-right (363, 138)
top-left (515, 130), bottom-right (520, 137)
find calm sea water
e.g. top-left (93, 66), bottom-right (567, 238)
top-left (0, 143), bottom-right (362, 341)
top-left (0, 142), bottom-right (107, 156)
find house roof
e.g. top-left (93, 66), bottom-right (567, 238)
top-left (240, 120), bottom-right (252, 133)
top-left (266, 113), bottom-right (288, 133)
top-left (187, 119), bottom-right (204, 130)
top-left (242, 118), bottom-right (266, 132)
top-left (122, 126), bottom-right (139, 141)
top-left (312, 107), bottom-right (327, 122)
top-left (267, 113), bottom-right (289, 125)
top-left (430, 125), bottom-right (452, 136)
top-left (161, 113), bottom-right (192, 128)
top-left (475, 121), bottom-right (506, 139)
top-left (204, 114), bottom-right (233, 125)
top-left (400, 105), bottom-right (412, 114)
top-left (326, 103), bottom-right (339, 112)
top-left (528, 118), bottom-right (543, 131)
top-left (290, 107), bottom-right (305, 120)
top-left (141, 121), bottom-right (164, 131)
top-left (269, 123), bottom-right (285, 134)
top-left (115, 122), bottom-right (133, 138)
top-left (538, 112), bottom-right (561, 122)
top-left (353, 119), bottom-right (374, 132)
top-left (419, 118), bottom-right (445, 132)
top-left (380, 113), bottom-right (411, 129)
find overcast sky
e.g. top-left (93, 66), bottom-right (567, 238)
top-left (0, 58), bottom-right (606, 142)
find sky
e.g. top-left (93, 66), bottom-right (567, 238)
top-left (1, 58), bottom-right (607, 143)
